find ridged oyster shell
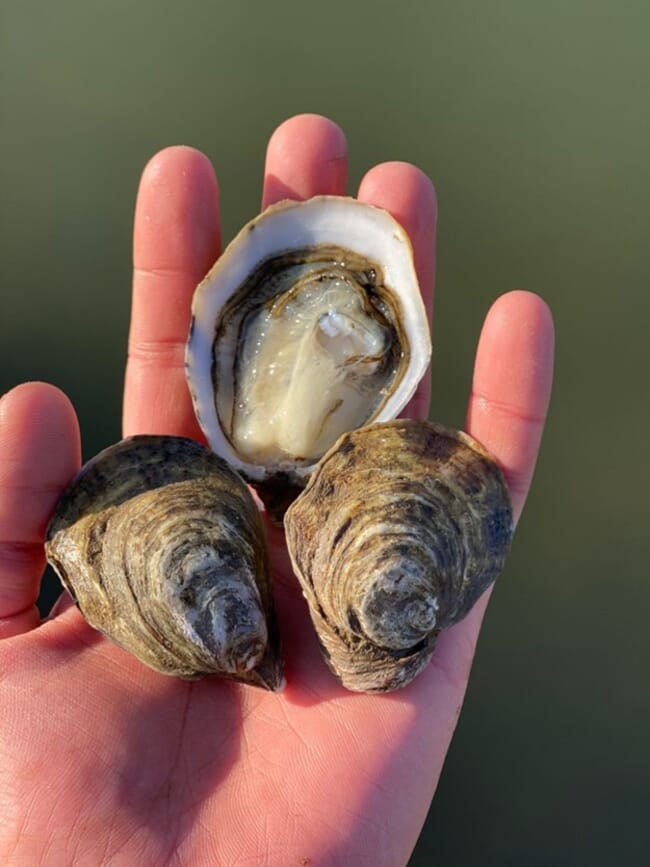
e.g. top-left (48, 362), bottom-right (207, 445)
top-left (45, 435), bottom-right (283, 690)
top-left (284, 419), bottom-right (513, 693)
top-left (186, 196), bottom-right (431, 514)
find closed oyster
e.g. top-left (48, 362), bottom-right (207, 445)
top-left (186, 196), bottom-right (431, 515)
top-left (45, 435), bottom-right (283, 690)
top-left (284, 420), bottom-right (513, 693)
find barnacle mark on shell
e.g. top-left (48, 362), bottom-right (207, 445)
top-left (45, 435), bottom-right (284, 690)
top-left (284, 420), bottom-right (513, 693)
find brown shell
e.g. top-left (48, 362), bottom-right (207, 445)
top-left (284, 419), bottom-right (513, 693)
top-left (45, 435), bottom-right (283, 690)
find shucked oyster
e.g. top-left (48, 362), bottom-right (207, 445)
top-left (186, 196), bottom-right (431, 514)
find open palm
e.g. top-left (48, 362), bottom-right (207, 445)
top-left (0, 115), bottom-right (554, 866)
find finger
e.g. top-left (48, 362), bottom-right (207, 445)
top-left (418, 292), bottom-right (553, 742)
top-left (357, 162), bottom-right (437, 420)
top-left (262, 113), bottom-right (348, 208)
top-left (0, 383), bottom-right (81, 639)
top-left (466, 290), bottom-right (555, 523)
top-left (124, 146), bottom-right (221, 439)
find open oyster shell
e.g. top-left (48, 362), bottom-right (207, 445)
top-left (186, 196), bottom-right (431, 513)
top-left (45, 435), bottom-right (283, 690)
top-left (284, 420), bottom-right (513, 693)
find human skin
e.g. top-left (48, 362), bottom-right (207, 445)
top-left (0, 114), bottom-right (554, 866)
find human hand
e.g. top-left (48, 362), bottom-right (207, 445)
top-left (0, 114), bottom-right (554, 866)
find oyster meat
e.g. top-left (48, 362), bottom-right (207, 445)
top-left (45, 435), bottom-right (283, 690)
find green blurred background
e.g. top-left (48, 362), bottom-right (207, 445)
top-left (1, 1), bottom-right (648, 864)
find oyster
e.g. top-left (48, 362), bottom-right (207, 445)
top-left (284, 420), bottom-right (513, 693)
top-left (186, 196), bottom-right (431, 514)
top-left (45, 435), bottom-right (283, 690)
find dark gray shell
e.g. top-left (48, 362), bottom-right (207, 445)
top-left (284, 419), bottom-right (513, 693)
top-left (45, 435), bottom-right (283, 690)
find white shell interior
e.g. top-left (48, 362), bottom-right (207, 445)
top-left (186, 196), bottom-right (432, 482)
